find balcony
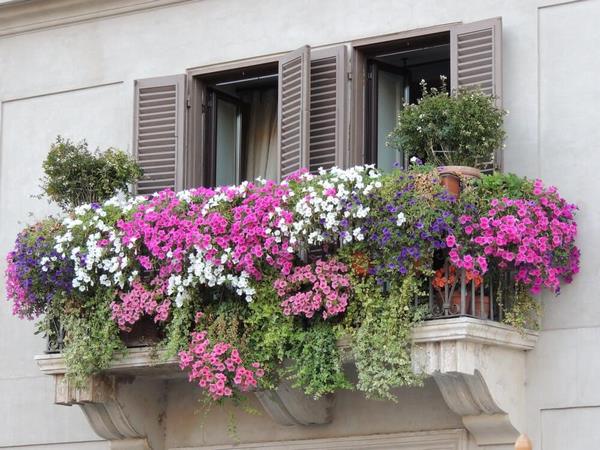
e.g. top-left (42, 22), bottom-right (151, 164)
top-left (36, 312), bottom-right (537, 450)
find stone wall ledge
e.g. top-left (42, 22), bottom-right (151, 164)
top-left (34, 317), bottom-right (538, 450)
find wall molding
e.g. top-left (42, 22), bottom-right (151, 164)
top-left (0, 0), bottom-right (193, 37)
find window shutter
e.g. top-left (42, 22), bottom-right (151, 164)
top-left (451, 18), bottom-right (502, 101)
top-left (309, 45), bottom-right (347, 172)
top-left (133, 74), bottom-right (186, 195)
top-left (451, 18), bottom-right (502, 171)
top-left (277, 45), bottom-right (310, 181)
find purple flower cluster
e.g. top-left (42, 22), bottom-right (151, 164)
top-left (5, 222), bottom-right (74, 319)
top-left (360, 172), bottom-right (456, 281)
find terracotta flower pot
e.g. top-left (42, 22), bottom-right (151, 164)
top-left (439, 172), bottom-right (461, 198)
top-left (438, 166), bottom-right (482, 199)
top-left (468, 295), bottom-right (491, 319)
top-left (450, 291), bottom-right (464, 315)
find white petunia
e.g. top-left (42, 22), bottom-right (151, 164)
top-left (396, 212), bottom-right (406, 226)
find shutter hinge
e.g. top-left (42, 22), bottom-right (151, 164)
top-left (186, 97), bottom-right (191, 108)
top-left (347, 72), bottom-right (352, 81)
top-left (201, 103), bottom-right (208, 113)
top-left (367, 71), bottom-right (373, 80)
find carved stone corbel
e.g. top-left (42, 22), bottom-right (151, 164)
top-left (52, 373), bottom-right (163, 450)
top-left (255, 379), bottom-right (334, 426)
top-left (412, 318), bottom-right (538, 447)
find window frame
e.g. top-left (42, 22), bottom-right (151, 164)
top-left (349, 22), bottom-right (459, 167)
top-left (360, 31), bottom-right (452, 168)
top-left (186, 55), bottom-right (281, 188)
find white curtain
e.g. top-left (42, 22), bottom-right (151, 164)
top-left (241, 88), bottom-right (278, 181)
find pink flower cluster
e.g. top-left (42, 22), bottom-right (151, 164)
top-left (178, 314), bottom-right (264, 400)
top-left (111, 280), bottom-right (170, 330)
top-left (275, 259), bottom-right (351, 319)
top-left (5, 255), bottom-right (29, 318)
top-left (226, 180), bottom-right (295, 278)
top-left (112, 181), bottom-right (296, 322)
top-left (447, 180), bottom-right (579, 294)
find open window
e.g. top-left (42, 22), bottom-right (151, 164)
top-left (357, 18), bottom-right (502, 172)
top-left (201, 63), bottom-right (280, 186)
top-left (364, 32), bottom-right (451, 172)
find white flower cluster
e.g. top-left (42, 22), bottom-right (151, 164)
top-left (53, 195), bottom-right (144, 292)
top-left (290, 166), bottom-right (381, 247)
top-left (168, 246), bottom-right (256, 305)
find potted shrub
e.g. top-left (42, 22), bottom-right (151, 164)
top-left (389, 78), bottom-right (507, 196)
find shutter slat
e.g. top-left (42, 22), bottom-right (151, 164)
top-left (451, 17), bottom-right (502, 169)
top-left (134, 75), bottom-right (185, 195)
top-left (278, 45), bottom-right (310, 181)
top-left (451, 18), bottom-right (502, 99)
top-left (307, 47), bottom-right (346, 173)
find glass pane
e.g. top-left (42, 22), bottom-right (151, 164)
top-left (377, 69), bottom-right (405, 172)
top-left (215, 98), bottom-right (240, 186)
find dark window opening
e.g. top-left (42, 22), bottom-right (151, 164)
top-left (201, 64), bottom-right (278, 187)
top-left (363, 33), bottom-right (450, 172)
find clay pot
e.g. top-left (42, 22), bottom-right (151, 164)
top-left (468, 295), bottom-right (491, 319)
top-left (449, 291), bottom-right (464, 315)
top-left (120, 316), bottom-right (163, 347)
top-left (439, 172), bottom-right (461, 198)
top-left (438, 166), bottom-right (482, 199)
top-left (438, 165), bottom-right (482, 179)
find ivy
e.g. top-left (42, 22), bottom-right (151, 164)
top-left (353, 273), bottom-right (427, 401)
top-left (287, 321), bottom-right (351, 398)
top-left (61, 289), bottom-right (125, 387)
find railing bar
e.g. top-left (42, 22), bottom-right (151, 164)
top-left (460, 269), bottom-right (466, 316)
top-left (444, 261), bottom-right (449, 316)
top-left (429, 279), bottom-right (434, 312)
top-left (490, 275), bottom-right (494, 321)
top-left (471, 278), bottom-right (476, 317)
top-left (480, 280), bottom-right (484, 320)
top-left (499, 272), bottom-right (505, 322)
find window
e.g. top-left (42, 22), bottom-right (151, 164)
top-left (185, 44), bottom-right (347, 189)
top-left (200, 63), bottom-right (279, 186)
top-left (363, 33), bottom-right (451, 172)
top-left (132, 19), bottom-right (501, 194)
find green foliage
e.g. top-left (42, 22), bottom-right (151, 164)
top-left (61, 289), bottom-right (125, 387)
top-left (462, 172), bottom-right (535, 209)
top-left (352, 274), bottom-right (427, 401)
top-left (243, 280), bottom-right (295, 390)
top-left (501, 284), bottom-right (541, 333)
top-left (40, 136), bottom-right (142, 210)
top-left (287, 321), bottom-right (351, 398)
top-left (389, 80), bottom-right (506, 167)
top-left (163, 296), bottom-right (197, 359)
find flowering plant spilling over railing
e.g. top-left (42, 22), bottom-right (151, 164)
top-left (5, 165), bottom-right (580, 402)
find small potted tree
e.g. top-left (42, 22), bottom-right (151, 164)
top-left (389, 78), bottom-right (506, 196)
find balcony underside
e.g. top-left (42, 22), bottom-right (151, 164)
top-left (35, 317), bottom-right (537, 450)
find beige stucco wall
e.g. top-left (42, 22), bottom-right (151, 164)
top-left (0, 0), bottom-right (599, 448)
top-left (164, 377), bottom-right (462, 449)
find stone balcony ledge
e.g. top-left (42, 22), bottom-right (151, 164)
top-left (35, 317), bottom-right (538, 450)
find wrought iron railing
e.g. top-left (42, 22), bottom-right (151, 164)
top-left (416, 259), bottom-right (515, 322)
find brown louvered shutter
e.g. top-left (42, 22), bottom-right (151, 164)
top-left (133, 75), bottom-right (186, 195)
top-left (451, 18), bottom-right (502, 100)
top-left (309, 46), bottom-right (347, 172)
top-left (451, 18), bottom-right (502, 171)
top-left (277, 45), bottom-right (310, 181)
